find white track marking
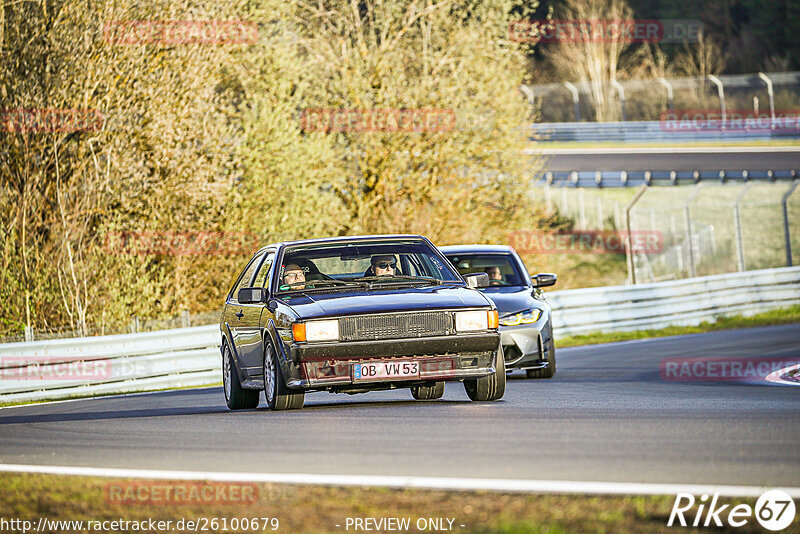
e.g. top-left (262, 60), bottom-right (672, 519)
top-left (765, 363), bottom-right (800, 386)
top-left (0, 464), bottom-right (797, 498)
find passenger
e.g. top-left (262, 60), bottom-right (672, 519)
top-left (282, 263), bottom-right (306, 288)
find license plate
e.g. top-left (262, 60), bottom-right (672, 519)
top-left (353, 360), bottom-right (419, 381)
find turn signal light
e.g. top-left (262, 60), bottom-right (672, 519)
top-left (488, 309), bottom-right (499, 329)
top-left (292, 323), bottom-right (306, 342)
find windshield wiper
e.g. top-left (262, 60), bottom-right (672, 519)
top-left (279, 279), bottom-right (368, 294)
top-left (354, 275), bottom-right (443, 286)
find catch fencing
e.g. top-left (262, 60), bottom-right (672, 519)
top-left (537, 182), bottom-right (800, 283)
top-left (1, 266), bottom-right (798, 404)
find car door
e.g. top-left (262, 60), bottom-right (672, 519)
top-left (224, 251), bottom-right (265, 374)
top-left (236, 251), bottom-right (275, 381)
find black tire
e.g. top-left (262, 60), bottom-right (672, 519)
top-left (411, 381), bottom-right (445, 400)
top-left (526, 338), bottom-right (556, 379)
top-left (222, 341), bottom-right (259, 410)
top-left (464, 345), bottom-right (506, 401)
top-left (263, 341), bottom-right (304, 411)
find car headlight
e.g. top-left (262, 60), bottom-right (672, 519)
top-left (292, 320), bottom-right (339, 342)
top-left (499, 309), bottom-right (542, 326)
top-left (455, 310), bottom-right (495, 331)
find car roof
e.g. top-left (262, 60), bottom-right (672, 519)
top-left (257, 234), bottom-right (427, 253)
top-left (439, 244), bottom-right (516, 255)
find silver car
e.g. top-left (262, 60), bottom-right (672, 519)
top-left (440, 245), bottom-right (557, 378)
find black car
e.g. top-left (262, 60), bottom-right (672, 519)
top-left (440, 245), bottom-right (557, 378)
top-left (220, 235), bottom-right (505, 410)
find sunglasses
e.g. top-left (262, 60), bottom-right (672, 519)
top-left (375, 261), bottom-right (397, 269)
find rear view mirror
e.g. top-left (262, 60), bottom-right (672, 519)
top-left (532, 273), bottom-right (557, 288)
top-left (238, 287), bottom-right (268, 304)
top-left (464, 272), bottom-right (490, 288)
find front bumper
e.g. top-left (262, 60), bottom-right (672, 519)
top-left (500, 321), bottom-right (553, 370)
top-left (283, 332), bottom-right (500, 388)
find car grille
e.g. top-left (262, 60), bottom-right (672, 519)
top-left (338, 312), bottom-right (453, 341)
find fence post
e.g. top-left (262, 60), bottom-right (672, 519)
top-left (611, 79), bottom-right (626, 122)
top-left (544, 183), bottom-right (552, 212)
top-left (596, 196), bottom-right (604, 229)
top-left (684, 184), bottom-right (705, 278)
top-left (578, 188), bottom-right (586, 229)
top-left (24, 325), bottom-right (34, 342)
top-left (564, 82), bottom-right (581, 122)
top-left (733, 184), bottom-right (753, 272)
top-left (626, 185), bottom-right (648, 285)
top-left (757, 73), bottom-right (776, 129)
top-left (782, 181), bottom-right (799, 266)
top-left (181, 310), bottom-right (190, 328)
top-left (658, 78), bottom-right (674, 112)
top-left (708, 75), bottom-right (726, 126)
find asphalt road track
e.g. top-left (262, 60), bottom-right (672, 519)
top-left (533, 147), bottom-right (800, 172)
top-left (1, 324), bottom-right (798, 488)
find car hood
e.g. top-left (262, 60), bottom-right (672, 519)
top-left (478, 287), bottom-right (541, 317)
top-left (279, 285), bottom-right (492, 319)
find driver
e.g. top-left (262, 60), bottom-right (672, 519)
top-left (282, 263), bottom-right (307, 288)
top-left (485, 266), bottom-right (503, 285)
top-left (370, 254), bottom-right (398, 277)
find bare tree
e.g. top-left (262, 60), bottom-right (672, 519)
top-left (543, 0), bottom-right (634, 121)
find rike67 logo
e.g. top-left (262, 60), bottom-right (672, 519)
top-left (668, 490), bottom-right (796, 531)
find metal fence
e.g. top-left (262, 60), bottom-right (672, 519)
top-left (540, 182), bottom-right (800, 283)
top-left (525, 71), bottom-right (800, 123)
top-left (1, 266), bottom-right (798, 404)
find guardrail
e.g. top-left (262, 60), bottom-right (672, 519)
top-left (0, 325), bottom-right (220, 404)
top-left (1, 266), bottom-right (798, 404)
top-left (529, 120), bottom-right (800, 143)
top-left (547, 266), bottom-right (800, 337)
top-left (536, 170), bottom-right (798, 187)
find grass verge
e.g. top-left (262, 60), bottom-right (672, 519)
top-left (0, 472), bottom-right (778, 534)
top-left (556, 305), bottom-right (800, 348)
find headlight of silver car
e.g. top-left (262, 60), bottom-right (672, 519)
top-left (499, 309), bottom-right (542, 326)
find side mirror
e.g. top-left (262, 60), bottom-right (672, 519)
top-left (532, 273), bottom-right (557, 288)
top-left (464, 272), bottom-right (490, 288)
top-left (238, 287), bottom-right (268, 304)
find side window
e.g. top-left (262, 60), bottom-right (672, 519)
top-left (252, 252), bottom-right (275, 289)
top-left (229, 253), bottom-right (264, 302)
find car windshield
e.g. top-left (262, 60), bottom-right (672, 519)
top-left (277, 239), bottom-right (461, 293)
top-left (444, 253), bottom-right (527, 287)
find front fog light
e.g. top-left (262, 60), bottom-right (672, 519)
top-left (455, 310), bottom-right (489, 331)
